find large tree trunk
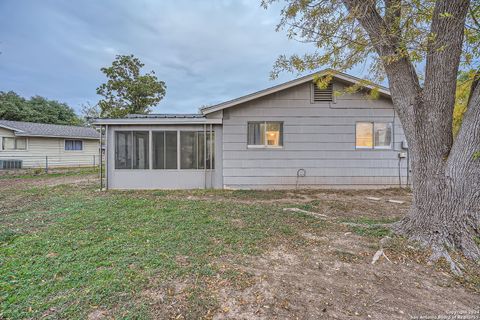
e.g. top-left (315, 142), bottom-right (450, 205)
top-left (392, 0), bottom-right (480, 268)
top-left (341, 0), bottom-right (480, 270)
top-left (396, 77), bottom-right (480, 269)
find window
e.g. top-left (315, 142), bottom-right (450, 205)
top-left (152, 131), bottom-right (178, 169)
top-left (2, 137), bottom-right (27, 150)
top-left (247, 122), bottom-right (283, 147)
top-left (312, 82), bottom-right (333, 102)
top-left (356, 122), bottom-right (392, 149)
top-left (65, 139), bottom-right (83, 151)
top-left (114, 131), bottom-right (149, 169)
top-left (180, 131), bottom-right (215, 169)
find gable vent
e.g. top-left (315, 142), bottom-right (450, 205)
top-left (313, 83), bottom-right (333, 102)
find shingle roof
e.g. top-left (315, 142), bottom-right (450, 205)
top-left (0, 120), bottom-right (100, 139)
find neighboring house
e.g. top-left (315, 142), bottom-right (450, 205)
top-left (94, 70), bottom-right (409, 190)
top-left (0, 120), bottom-right (100, 169)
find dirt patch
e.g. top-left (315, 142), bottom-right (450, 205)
top-left (165, 188), bottom-right (412, 222)
top-left (87, 308), bottom-right (110, 320)
top-left (213, 233), bottom-right (479, 320)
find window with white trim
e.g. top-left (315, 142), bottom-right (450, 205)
top-left (247, 121), bottom-right (283, 147)
top-left (65, 139), bottom-right (83, 151)
top-left (2, 137), bottom-right (27, 150)
top-left (356, 122), bottom-right (392, 149)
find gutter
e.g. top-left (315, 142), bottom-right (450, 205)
top-left (92, 118), bottom-right (223, 125)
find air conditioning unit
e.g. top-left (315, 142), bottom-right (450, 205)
top-left (0, 160), bottom-right (23, 169)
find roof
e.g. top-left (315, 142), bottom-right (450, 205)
top-left (92, 114), bottom-right (222, 125)
top-left (200, 69), bottom-right (391, 115)
top-left (126, 114), bottom-right (205, 119)
top-left (0, 120), bottom-right (100, 139)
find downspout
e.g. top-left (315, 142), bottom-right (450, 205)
top-left (204, 124), bottom-right (207, 189)
top-left (99, 125), bottom-right (103, 190)
top-left (210, 124), bottom-right (213, 188)
top-left (105, 124), bottom-right (109, 190)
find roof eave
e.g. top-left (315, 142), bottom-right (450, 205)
top-left (200, 69), bottom-right (391, 115)
top-left (14, 133), bottom-right (100, 140)
top-left (92, 118), bottom-right (223, 126)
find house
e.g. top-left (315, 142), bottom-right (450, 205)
top-left (93, 70), bottom-right (409, 190)
top-left (0, 120), bottom-right (100, 169)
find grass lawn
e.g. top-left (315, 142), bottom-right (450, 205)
top-left (0, 181), bottom-right (322, 319)
top-left (1, 176), bottom-right (479, 319)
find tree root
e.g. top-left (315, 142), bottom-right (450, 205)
top-left (284, 206), bottom-right (478, 276)
top-left (429, 246), bottom-right (464, 277)
top-left (341, 222), bottom-right (394, 228)
top-left (393, 219), bottom-right (478, 276)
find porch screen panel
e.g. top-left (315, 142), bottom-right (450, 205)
top-left (206, 131), bottom-right (215, 169)
top-left (180, 131), bottom-right (197, 169)
top-left (133, 131), bottom-right (149, 169)
top-left (197, 132), bottom-right (215, 170)
top-left (115, 131), bottom-right (132, 169)
top-left (152, 131), bottom-right (165, 169)
top-left (153, 131), bottom-right (178, 169)
top-left (198, 132), bottom-right (205, 170)
top-left (180, 131), bottom-right (215, 169)
top-left (165, 131), bottom-right (178, 169)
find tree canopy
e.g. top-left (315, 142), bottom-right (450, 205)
top-left (263, 0), bottom-right (479, 83)
top-left (0, 91), bottom-right (82, 125)
top-left (97, 54), bottom-right (167, 118)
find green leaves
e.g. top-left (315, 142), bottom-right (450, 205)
top-left (264, 0), bottom-right (479, 83)
top-left (96, 55), bottom-right (166, 118)
top-left (473, 151), bottom-right (480, 160)
top-left (0, 91), bottom-right (82, 125)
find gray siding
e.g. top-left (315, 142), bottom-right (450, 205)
top-left (106, 124), bottom-right (223, 189)
top-left (222, 81), bottom-right (408, 189)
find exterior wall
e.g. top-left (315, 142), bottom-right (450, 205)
top-left (0, 128), bottom-right (99, 168)
top-left (106, 124), bottom-right (223, 189)
top-left (221, 81), bottom-right (408, 189)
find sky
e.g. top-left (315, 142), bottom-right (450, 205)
top-left (0, 0), bottom-right (315, 114)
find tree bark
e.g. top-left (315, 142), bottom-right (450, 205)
top-left (396, 75), bottom-right (480, 266)
top-left (342, 0), bottom-right (479, 269)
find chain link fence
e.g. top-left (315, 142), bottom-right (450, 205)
top-left (0, 154), bottom-right (101, 176)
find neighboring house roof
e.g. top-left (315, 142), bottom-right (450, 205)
top-left (200, 69), bottom-right (391, 115)
top-left (0, 120), bottom-right (100, 139)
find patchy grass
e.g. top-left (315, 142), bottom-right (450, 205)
top-left (340, 216), bottom-right (401, 238)
top-left (0, 183), bottom-right (318, 319)
top-left (1, 175), bottom-right (478, 319)
top-left (0, 167), bottom-right (99, 180)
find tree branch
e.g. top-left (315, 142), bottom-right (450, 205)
top-left (422, 0), bottom-right (470, 159)
top-left (341, 0), bottom-right (420, 139)
top-left (384, 0), bottom-right (402, 46)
